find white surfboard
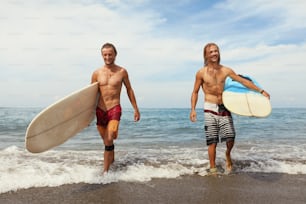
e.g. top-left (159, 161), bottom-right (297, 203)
top-left (25, 82), bottom-right (99, 153)
top-left (222, 75), bottom-right (271, 117)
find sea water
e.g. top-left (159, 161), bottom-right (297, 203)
top-left (0, 107), bottom-right (306, 193)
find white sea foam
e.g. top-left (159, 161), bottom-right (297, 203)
top-left (1, 144), bottom-right (306, 194)
top-left (0, 146), bottom-right (206, 193)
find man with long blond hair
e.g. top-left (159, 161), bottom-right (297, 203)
top-left (190, 43), bottom-right (270, 174)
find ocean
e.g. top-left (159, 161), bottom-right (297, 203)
top-left (1, 107), bottom-right (306, 194)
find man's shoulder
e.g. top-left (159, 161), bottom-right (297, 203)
top-left (117, 65), bottom-right (126, 71)
top-left (220, 64), bottom-right (232, 70)
top-left (197, 66), bottom-right (206, 73)
top-left (116, 65), bottom-right (128, 75)
top-left (92, 67), bottom-right (102, 76)
top-left (220, 65), bottom-right (234, 75)
top-left (195, 67), bottom-right (206, 80)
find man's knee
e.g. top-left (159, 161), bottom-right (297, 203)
top-left (107, 120), bottom-right (119, 138)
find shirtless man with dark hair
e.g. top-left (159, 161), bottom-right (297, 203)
top-left (190, 43), bottom-right (270, 174)
top-left (91, 43), bottom-right (140, 173)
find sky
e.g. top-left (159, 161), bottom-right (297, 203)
top-left (0, 0), bottom-right (306, 108)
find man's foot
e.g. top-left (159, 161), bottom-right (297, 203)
top-left (207, 167), bottom-right (218, 176)
top-left (102, 170), bottom-right (108, 176)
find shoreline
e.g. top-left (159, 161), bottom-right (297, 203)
top-left (1, 172), bottom-right (306, 204)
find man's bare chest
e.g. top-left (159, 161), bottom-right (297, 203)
top-left (98, 74), bottom-right (122, 87)
top-left (203, 71), bottom-right (225, 86)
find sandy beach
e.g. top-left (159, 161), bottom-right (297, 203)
top-left (1, 173), bottom-right (305, 204)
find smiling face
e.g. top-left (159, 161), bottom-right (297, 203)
top-left (203, 43), bottom-right (220, 65)
top-left (101, 47), bottom-right (116, 66)
top-left (207, 45), bottom-right (219, 62)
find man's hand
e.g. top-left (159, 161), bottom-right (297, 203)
top-left (134, 110), bottom-right (140, 122)
top-left (190, 110), bottom-right (197, 122)
top-left (261, 90), bottom-right (270, 99)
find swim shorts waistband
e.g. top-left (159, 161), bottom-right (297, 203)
top-left (204, 102), bottom-right (231, 116)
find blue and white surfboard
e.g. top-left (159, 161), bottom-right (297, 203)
top-left (222, 75), bottom-right (271, 117)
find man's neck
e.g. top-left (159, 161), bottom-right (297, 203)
top-left (207, 63), bottom-right (220, 70)
top-left (104, 63), bottom-right (116, 69)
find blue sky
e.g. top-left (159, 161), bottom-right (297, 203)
top-left (1, 0), bottom-right (306, 108)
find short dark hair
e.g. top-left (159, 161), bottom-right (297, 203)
top-left (101, 43), bottom-right (117, 56)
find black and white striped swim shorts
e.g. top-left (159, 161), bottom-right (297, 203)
top-left (204, 102), bottom-right (236, 145)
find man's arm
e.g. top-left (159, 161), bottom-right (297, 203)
top-left (228, 70), bottom-right (270, 99)
top-left (91, 70), bottom-right (98, 84)
top-left (190, 70), bottom-right (203, 122)
top-left (122, 70), bottom-right (140, 121)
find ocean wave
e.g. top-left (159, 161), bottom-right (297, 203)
top-left (1, 145), bottom-right (306, 194)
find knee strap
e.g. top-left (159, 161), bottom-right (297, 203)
top-left (105, 144), bottom-right (114, 151)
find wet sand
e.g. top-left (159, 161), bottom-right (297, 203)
top-left (1, 173), bottom-right (306, 204)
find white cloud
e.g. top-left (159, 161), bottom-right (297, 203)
top-left (0, 0), bottom-right (305, 108)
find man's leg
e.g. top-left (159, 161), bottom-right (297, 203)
top-left (225, 140), bottom-right (234, 172)
top-left (204, 112), bottom-right (218, 173)
top-left (103, 143), bottom-right (114, 173)
top-left (103, 120), bottom-right (120, 172)
top-left (219, 111), bottom-right (235, 173)
top-left (208, 143), bottom-right (217, 169)
top-left (97, 125), bottom-right (112, 173)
